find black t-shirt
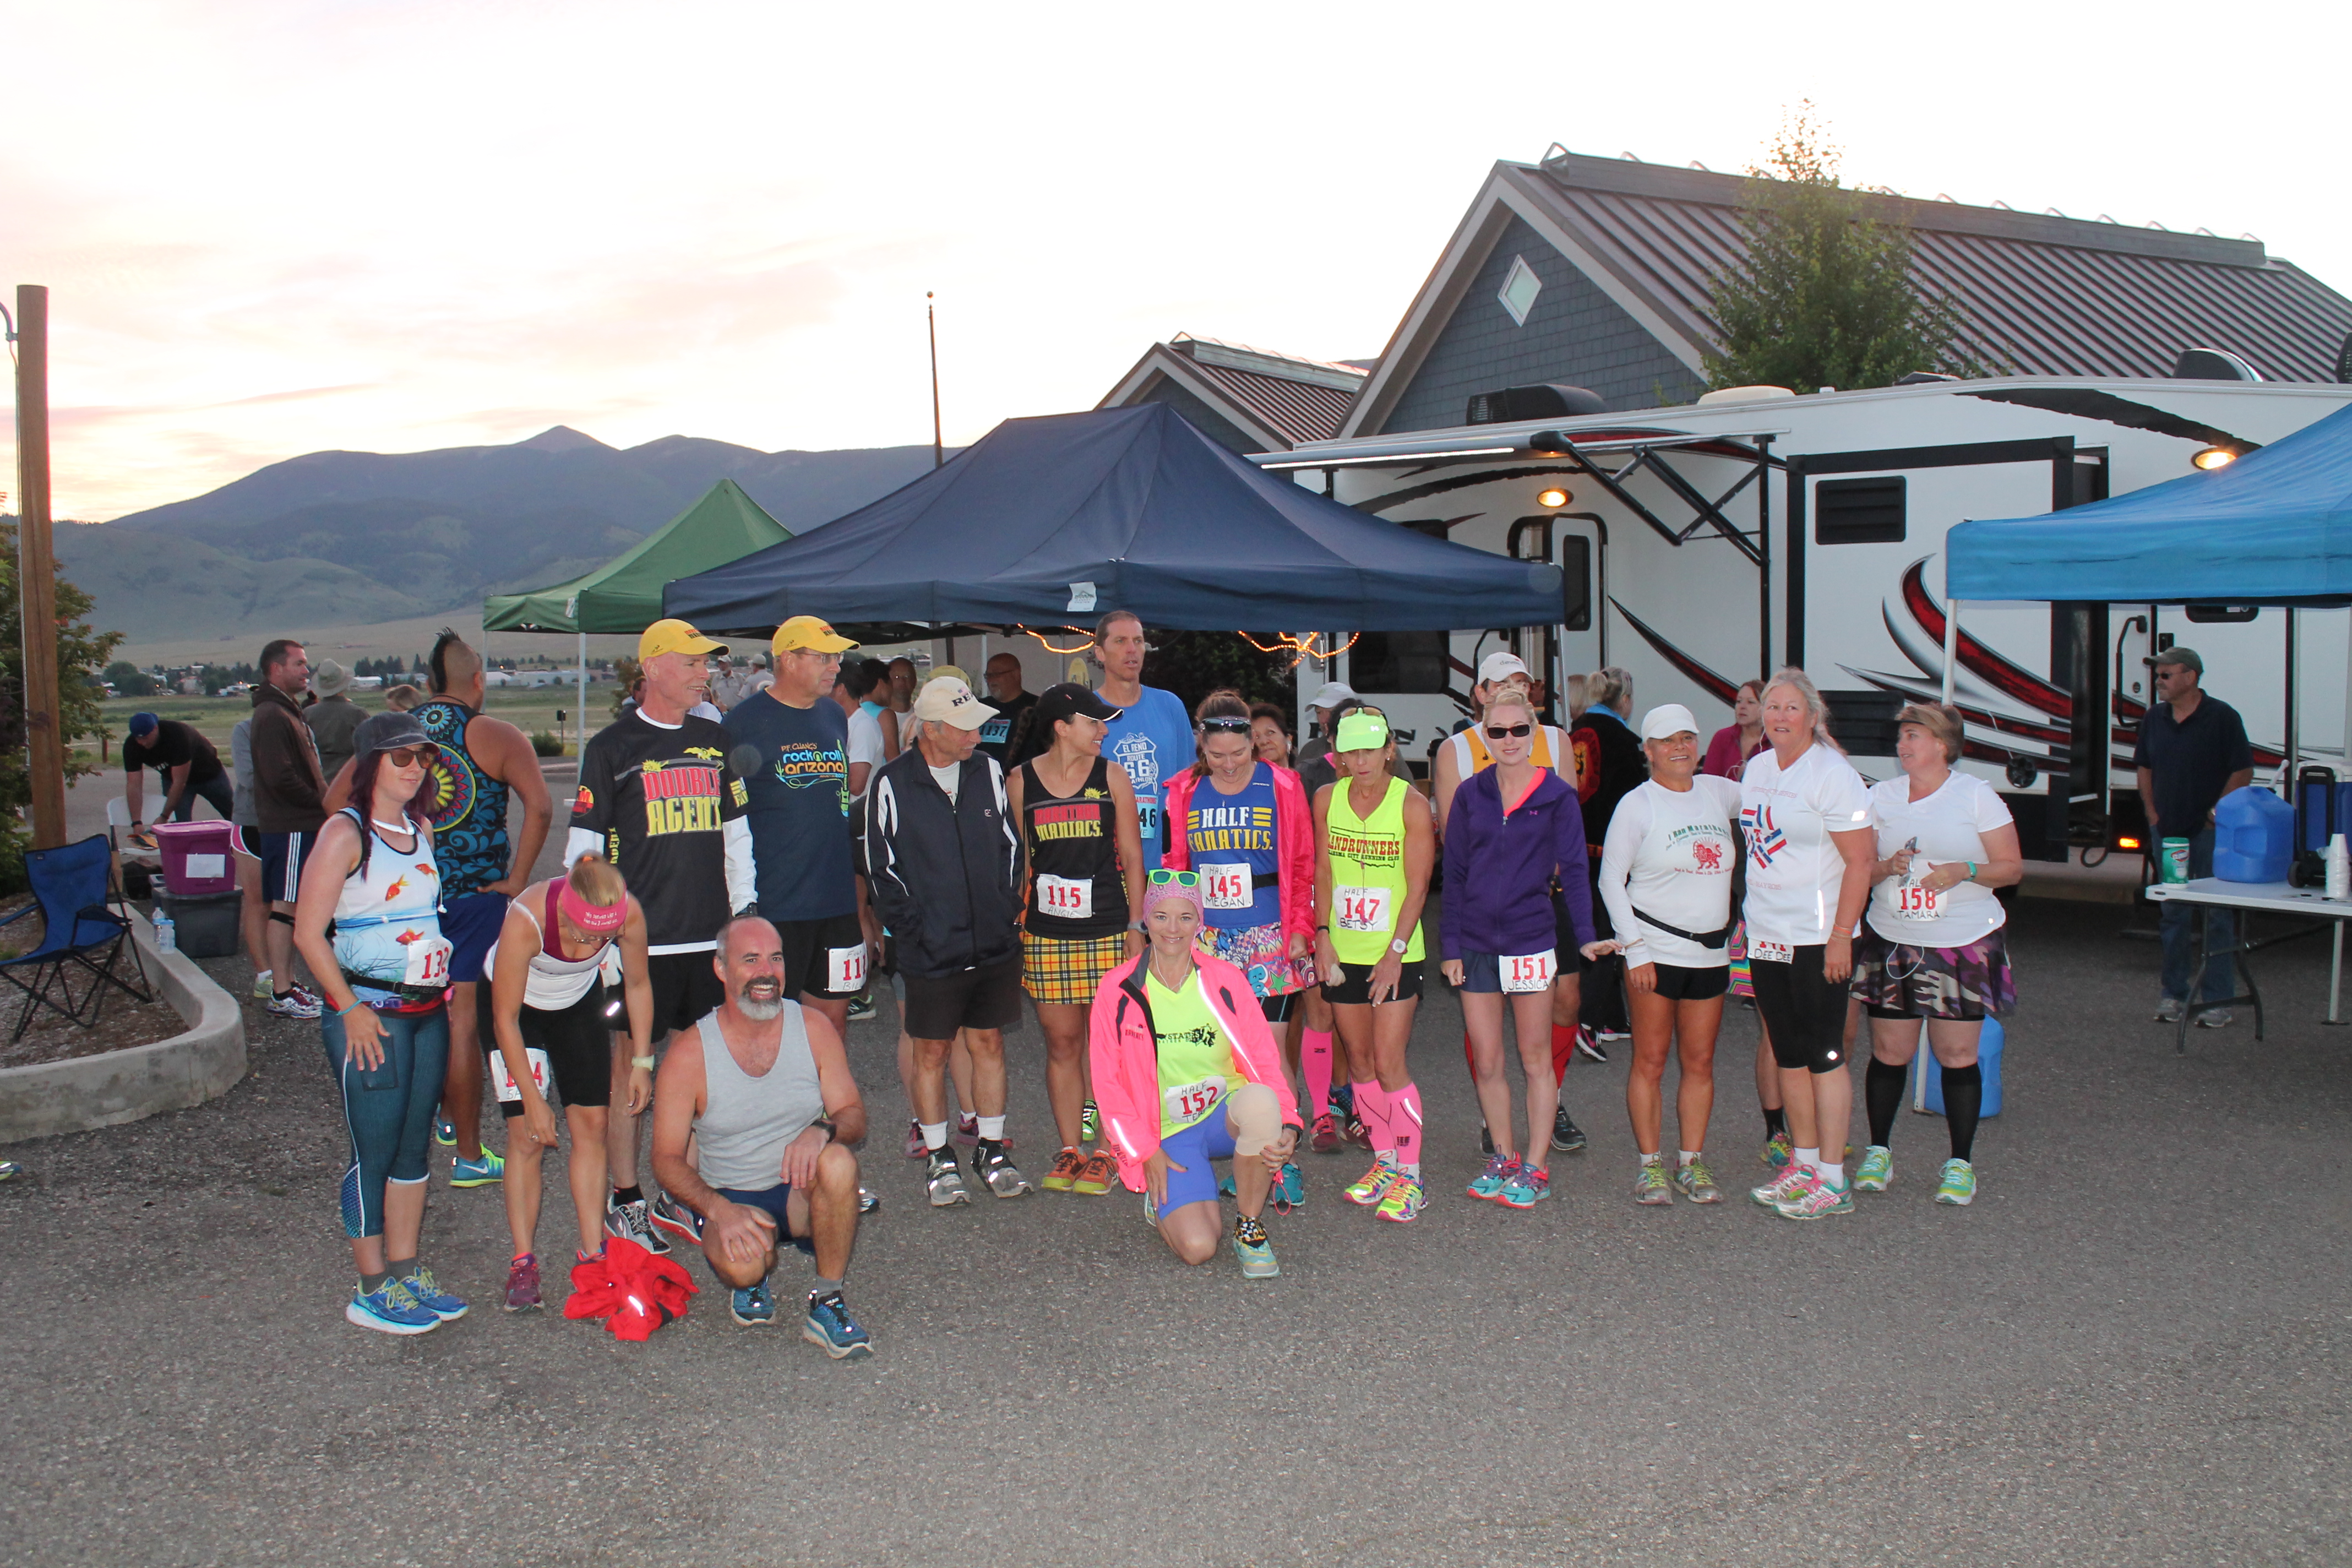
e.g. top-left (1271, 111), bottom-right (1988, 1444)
top-left (978, 690), bottom-right (1039, 765)
top-left (2132, 694), bottom-right (2253, 835)
top-left (722, 689), bottom-right (854, 923)
top-left (123, 720), bottom-right (225, 783)
top-left (571, 710), bottom-right (748, 949)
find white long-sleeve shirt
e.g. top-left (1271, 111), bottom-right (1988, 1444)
top-left (1598, 776), bottom-right (1744, 969)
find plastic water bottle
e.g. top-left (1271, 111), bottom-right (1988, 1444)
top-left (153, 908), bottom-right (176, 954)
top-left (2328, 834), bottom-right (2350, 901)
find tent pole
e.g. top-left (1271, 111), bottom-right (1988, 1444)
top-left (2285, 607), bottom-right (2300, 790)
top-left (1295, 632), bottom-right (1317, 747)
top-left (577, 629), bottom-right (587, 759)
top-left (1941, 600), bottom-right (1961, 706)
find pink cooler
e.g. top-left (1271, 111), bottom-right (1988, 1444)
top-left (153, 820), bottom-right (238, 896)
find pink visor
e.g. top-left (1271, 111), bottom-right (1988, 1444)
top-left (558, 882), bottom-right (628, 936)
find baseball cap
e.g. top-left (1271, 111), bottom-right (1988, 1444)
top-left (1334, 710), bottom-right (1390, 753)
top-left (911, 675), bottom-right (996, 731)
top-left (639, 618), bottom-right (727, 662)
top-left (1479, 651), bottom-right (1531, 685)
top-left (1639, 703), bottom-right (1700, 741)
top-left (128, 711), bottom-right (160, 737)
top-left (2153, 645), bottom-right (2204, 674)
top-left (1033, 682), bottom-right (1122, 731)
top-left (353, 710), bottom-right (434, 758)
top-left (771, 616), bottom-right (857, 657)
top-left (925, 665), bottom-right (970, 687)
top-left (1308, 680), bottom-right (1357, 711)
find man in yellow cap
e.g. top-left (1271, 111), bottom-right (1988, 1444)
top-left (565, 617), bottom-right (758, 1255)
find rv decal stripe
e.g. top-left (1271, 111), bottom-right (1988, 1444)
top-left (1612, 600), bottom-right (1740, 705)
top-left (1901, 560), bottom-right (2074, 720)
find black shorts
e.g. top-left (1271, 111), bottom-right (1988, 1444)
top-left (775, 910), bottom-right (868, 1001)
top-left (442, 891), bottom-right (510, 985)
top-left (1550, 900), bottom-right (1587, 975)
top-left (1646, 962), bottom-right (1730, 1002)
top-left (257, 830), bottom-right (316, 903)
top-left (902, 956), bottom-right (1022, 1039)
top-left (478, 984), bottom-right (612, 1115)
top-left (1321, 957), bottom-right (1426, 1006)
top-left (1750, 944), bottom-right (1848, 1073)
top-left (632, 949), bottom-right (727, 1038)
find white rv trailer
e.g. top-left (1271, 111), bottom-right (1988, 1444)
top-left (1259, 375), bottom-right (2352, 858)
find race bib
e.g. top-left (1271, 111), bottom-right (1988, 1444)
top-left (1333, 885), bottom-right (1393, 934)
top-left (491, 1046), bottom-right (553, 1104)
top-left (1136, 798), bottom-right (1161, 839)
top-left (1200, 863), bottom-right (1253, 911)
top-left (1501, 950), bottom-right (1555, 993)
top-left (1891, 876), bottom-right (1942, 921)
top-left (1162, 1074), bottom-right (1227, 1125)
top-left (402, 932), bottom-right (454, 988)
top-left (1036, 873), bottom-right (1094, 921)
top-left (598, 944), bottom-right (623, 985)
top-left (1749, 938), bottom-right (1793, 964)
top-left (826, 944), bottom-right (866, 993)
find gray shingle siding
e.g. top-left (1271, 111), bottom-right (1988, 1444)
top-left (1134, 375), bottom-right (1265, 455)
top-left (1380, 216), bottom-right (1706, 433)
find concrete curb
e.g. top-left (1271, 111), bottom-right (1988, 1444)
top-left (0, 916), bottom-right (247, 1144)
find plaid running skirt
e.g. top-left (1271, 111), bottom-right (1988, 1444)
top-left (1849, 924), bottom-right (2015, 1021)
top-left (1021, 927), bottom-right (1128, 1005)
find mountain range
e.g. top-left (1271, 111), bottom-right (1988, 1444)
top-left (54, 426), bottom-right (951, 645)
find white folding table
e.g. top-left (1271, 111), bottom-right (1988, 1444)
top-left (2143, 878), bottom-right (2352, 1052)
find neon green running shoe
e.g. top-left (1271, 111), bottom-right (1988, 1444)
top-left (1935, 1158), bottom-right (1978, 1206)
top-left (1344, 1156), bottom-right (1397, 1207)
top-left (1079, 1099), bottom-right (1100, 1145)
top-left (1854, 1145), bottom-right (1894, 1192)
top-left (1374, 1175), bottom-right (1425, 1224)
top-left (1632, 1160), bottom-right (1672, 1205)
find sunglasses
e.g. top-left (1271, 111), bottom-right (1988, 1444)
top-left (1485, 723), bottom-right (1533, 739)
top-left (1200, 716), bottom-right (1252, 732)
top-left (382, 745), bottom-right (435, 769)
top-left (1147, 869), bottom-right (1201, 888)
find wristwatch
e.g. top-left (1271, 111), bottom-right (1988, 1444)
top-left (1389, 938), bottom-right (1409, 955)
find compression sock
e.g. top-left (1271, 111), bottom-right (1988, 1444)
top-left (1351, 1080), bottom-right (1391, 1160)
top-left (1865, 1058), bottom-right (1907, 1148)
top-left (1389, 1082), bottom-right (1425, 1177)
top-left (1551, 1025), bottom-right (1577, 1086)
top-left (611, 1184), bottom-right (643, 1207)
top-left (1765, 1107), bottom-right (1789, 1140)
top-left (920, 1121), bottom-right (949, 1152)
top-left (977, 1115), bottom-right (1006, 1141)
top-left (1302, 1030), bottom-right (1335, 1118)
top-left (1941, 1063), bottom-right (1983, 1161)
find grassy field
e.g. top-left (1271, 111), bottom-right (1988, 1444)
top-left (85, 684), bottom-right (613, 764)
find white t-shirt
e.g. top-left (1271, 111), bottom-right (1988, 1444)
top-left (1598, 776), bottom-right (1744, 969)
top-left (930, 759), bottom-right (961, 805)
top-left (1739, 743), bottom-right (1874, 948)
top-left (846, 704), bottom-right (885, 788)
top-left (1866, 771), bottom-right (2013, 946)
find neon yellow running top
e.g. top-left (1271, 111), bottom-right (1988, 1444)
top-left (1146, 967), bottom-right (1235, 1136)
top-left (1324, 775), bottom-right (1423, 966)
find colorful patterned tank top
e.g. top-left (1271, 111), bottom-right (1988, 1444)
top-left (412, 698), bottom-right (511, 899)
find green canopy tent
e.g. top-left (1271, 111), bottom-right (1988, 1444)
top-left (481, 477), bottom-right (793, 752)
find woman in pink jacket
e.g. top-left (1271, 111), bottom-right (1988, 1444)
top-left (1088, 870), bottom-right (1303, 1278)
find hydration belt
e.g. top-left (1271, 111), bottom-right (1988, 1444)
top-left (1631, 906), bottom-right (1732, 951)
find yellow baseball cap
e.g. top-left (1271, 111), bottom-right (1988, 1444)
top-left (639, 618), bottom-right (727, 661)
top-left (772, 615), bottom-right (858, 657)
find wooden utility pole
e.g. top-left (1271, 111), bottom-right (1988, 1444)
top-left (14, 285), bottom-right (67, 849)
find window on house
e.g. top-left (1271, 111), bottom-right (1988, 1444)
top-left (1498, 255), bottom-right (1542, 326)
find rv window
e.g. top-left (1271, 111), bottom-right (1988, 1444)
top-left (1559, 533), bottom-right (1592, 631)
top-left (1351, 631), bottom-right (1450, 694)
top-left (2183, 604), bottom-right (2260, 623)
top-left (1814, 476), bottom-right (1906, 545)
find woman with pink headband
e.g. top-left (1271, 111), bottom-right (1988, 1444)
top-left (480, 855), bottom-right (654, 1312)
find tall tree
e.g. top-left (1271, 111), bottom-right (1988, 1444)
top-left (1705, 103), bottom-right (1991, 392)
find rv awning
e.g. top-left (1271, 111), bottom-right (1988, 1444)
top-left (1946, 401), bottom-right (2352, 605)
top-left (663, 403), bottom-right (1564, 634)
top-left (482, 478), bottom-right (793, 634)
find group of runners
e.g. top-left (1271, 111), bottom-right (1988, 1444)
top-left (290, 611), bottom-right (2015, 1358)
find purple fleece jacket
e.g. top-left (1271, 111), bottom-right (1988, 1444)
top-left (1440, 767), bottom-right (1595, 959)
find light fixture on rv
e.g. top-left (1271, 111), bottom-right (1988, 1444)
top-left (1538, 488), bottom-right (1570, 509)
top-left (2192, 447), bottom-right (2236, 471)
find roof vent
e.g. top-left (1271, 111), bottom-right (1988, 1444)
top-left (1895, 372), bottom-right (1961, 385)
top-left (1695, 385), bottom-right (1798, 405)
top-left (2173, 347), bottom-right (2262, 382)
top-left (2334, 330), bottom-right (2352, 384)
top-left (1467, 384), bottom-right (1607, 424)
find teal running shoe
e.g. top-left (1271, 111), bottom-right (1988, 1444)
top-left (1750, 1164), bottom-right (1812, 1207)
top-left (1218, 1170), bottom-right (1238, 1197)
top-left (1854, 1145), bottom-right (1894, 1193)
top-left (1499, 1164), bottom-right (1551, 1208)
top-left (1232, 1216), bottom-right (1280, 1279)
top-left (397, 1263), bottom-right (469, 1321)
top-left (433, 1118), bottom-right (456, 1148)
top-left (1935, 1158), bottom-right (1978, 1206)
top-left (1468, 1151), bottom-right (1519, 1202)
top-left (1760, 1130), bottom-right (1793, 1169)
top-left (1774, 1172), bottom-right (1854, 1219)
top-left (803, 1291), bottom-right (873, 1359)
top-left (1273, 1161), bottom-right (1306, 1213)
top-left (731, 1282), bottom-right (776, 1326)
top-left (347, 1278), bottom-right (438, 1336)
top-left (450, 1148), bottom-right (504, 1188)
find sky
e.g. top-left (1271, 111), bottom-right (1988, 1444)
top-left (6, 0), bottom-right (2349, 520)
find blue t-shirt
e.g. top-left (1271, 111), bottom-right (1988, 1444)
top-left (1182, 761), bottom-right (1281, 929)
top-left (1099, 685), bottom-right (1195, 870)
top-left (722, 690), bottom-right (854, 921)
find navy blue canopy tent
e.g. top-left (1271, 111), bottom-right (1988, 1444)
top-left (663, 403), bottom-right (1564, 633)
top-left (1947, 400), bottom-right (2352, 606)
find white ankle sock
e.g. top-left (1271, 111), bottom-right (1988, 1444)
top-left (977, 1115), bottom-right (1006, 1141)
top-left (1679, 1150), bottom-right (1699, 1166)
top-left (1818, 1160), bottom-right (1844, 1186)
top-left (921, 1121), bottom-right (949, 1151)
top-left (1795, 1147), bottom-right (1821, 1171)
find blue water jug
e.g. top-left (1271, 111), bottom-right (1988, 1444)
top-left (2294, 772), bottom-right (2352, 852)
top-left (1915, 1015), bottom-right (2003, 1118)
top-left (2213, 785), bottom-right (2295, 883)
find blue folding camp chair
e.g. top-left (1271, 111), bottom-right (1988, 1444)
top-left (0, 832), bottom-right (153, 1042)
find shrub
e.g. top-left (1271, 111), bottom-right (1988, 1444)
top-left (530, 730), bottom-right (567, 758)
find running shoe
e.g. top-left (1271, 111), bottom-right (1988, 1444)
top-left (434, 1118), bottom-right (456, 1148)
top-left (1374, 1175), bottom-right (1426, 1224)
top-left (0, 1160), bottom-right (18, 1181)
top-left (846, 993), bottom-right (877, 1022)
top-left (905, 1119), bottom-right (927, 1159)
top-left (1080, 1099), bottom-right (1101, 1145)
top-left (1633, 1160), bottom-right (1673, 1205)
top-left (1272, 1161), bottom-right (1306, 1213)
top-left (1331, 1081), bottom-right (1355, 1120)
top-left (731, 1282), bottom-right (776, 1326)
top-left (1577, 1025), bottom-right (1610, 1063)
top-left (1499, 1164), bottom-right (1551, 1208)
top-left (502, 1254), bottom-right (542, 1313)
top-left (2153, 995), bottom-right (2185, 1022)
top-left (955, 1113), bottom-right (979, 1146)
top-left (1218, 1170), bottom-right (1238, 1197)
top-left (649, 1191), bottom-right (703, 1244)
top-left (266, 989), bottom-right (323, 1020)
top-left (291, 981), bottom-right (325, 1009)
top-left (1672, 1159), bottom-right (1722, 1204)
top-left (858, 1186), bottom-right (880, 1215)
top-left (2198, 1008), bottom-right (2234, 1029)
top-left (1854, 1145), bottom-right (1894, 1193)
top-left (1072, 1148), bottom-right (1118, 1196)
top-left (346, 1278), bottom-right (439, 1336)
top-left (1760, 1130), bottom-right (1794, 1170)
top-left (1774, 1172), bottom-right (1854, 1220)
top-left (1233, 1217), bottom-right (1280, 1280)
top-left (1750, 1165), bottom-right (1814, 1207)
top-left (1344, 1156), bottom-right (1398, 1207)
top-left (804, 1291), bottom-right (873, 1359)
top-left (1309, 1112), bottom-right (1341, 1155)
top-left (252, 968), bottom-right (275, 1001)
top-left (450, 1149), bottom-right (505, 1188)
top-left (1041, 1147), bottom-right (1086, 1192)
top-left (1596, 1025), bottom-right (1630, 1043)
top-left (973, 1140), bottom-right (1032, 1198)
top-left (398, 1263), bottom-right (469, 1321)
top-left (1935, 1157), bottom-right (1978, 1206)
top-left (925, 1147), bottom-right (971, 1207)
top-left (1551, 1105), bottom-right (1587, 1155)
top-left (1343, 1111), bottom-right (1371, 1150)
top-left (1468, 1151), bottom-right (1520, 1202)
top-left (604, 1197), bottom-right (671, 1255)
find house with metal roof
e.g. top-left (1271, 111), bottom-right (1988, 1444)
top-left (1099, 333), bottom-right (1368, 452)
top-left (1342, 146), bottom-right (2352, 438)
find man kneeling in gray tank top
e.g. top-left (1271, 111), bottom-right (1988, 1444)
top-left (651, 914), bottom-right (873, 1359)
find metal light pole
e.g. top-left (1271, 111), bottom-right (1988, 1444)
top-left (927, 292), bottom-right (944, 470)
top-left (10, 285), bottom-right (67, 848)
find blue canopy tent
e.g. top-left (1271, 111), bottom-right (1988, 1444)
top-left (662, 403), bottom-right (1565, 633)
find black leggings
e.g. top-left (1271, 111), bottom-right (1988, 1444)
top-left (1750, 944), bottom-right (1849, 1074)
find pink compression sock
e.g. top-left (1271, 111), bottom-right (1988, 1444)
top-left (1390, 1081), bottom-right (1425, 1172)
top-left (1302, 1030), bottom-right (1335, 1118)
top-left (1352, 1079), bottom-right (1392, 1156)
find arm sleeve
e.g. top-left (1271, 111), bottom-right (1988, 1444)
top-left (1555, 788), bottom-right (1597, 950)
top-left (723, 817), bottom-right (755, 912)
top-left (1597, 793), bottom-right (1647, 963)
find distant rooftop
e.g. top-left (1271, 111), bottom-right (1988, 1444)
top-left (1101, 334), bottom-right (1370, 450)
